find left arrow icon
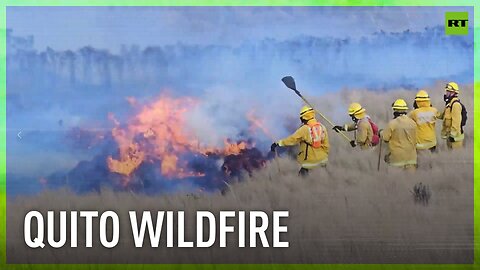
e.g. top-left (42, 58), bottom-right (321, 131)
top-left (17, 131), bottom-right (22, 139)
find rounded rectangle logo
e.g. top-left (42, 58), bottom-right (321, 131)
top-left (445, 12), bottom-right (469, 35)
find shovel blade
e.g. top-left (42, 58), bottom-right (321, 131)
top-left (281, 76), bottom-right (296, 91)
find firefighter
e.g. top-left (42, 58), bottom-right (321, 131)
top-left (333, 102), bottom-right (377, 150)
top-left (438, 82), bottom-right (465, 149)
top-left (271, 105), bottom-right (329, 176)
top-left (381, 99), bottom-right (417, 170)
top-left (408, 90), bottom-right (438, 152)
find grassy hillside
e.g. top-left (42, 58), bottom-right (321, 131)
top-left (7, 83), bottom-right (474, 263)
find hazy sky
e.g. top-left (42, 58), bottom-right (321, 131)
top-left (7, 6), bottom-right (472, 51)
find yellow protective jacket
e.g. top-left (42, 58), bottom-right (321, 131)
top-left (344, 117), bottom-right (373, 149)
top-left (439, 97), bottom-right (464, 142)
top-left (382, 115), bottom-right (417, 167)
top-left (277, 119), bottom-right (329, 169)
top-left (408, 100), bottom-right (438, 150)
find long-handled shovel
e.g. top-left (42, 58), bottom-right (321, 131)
top-left (281, 76), bottom-right (351, 143)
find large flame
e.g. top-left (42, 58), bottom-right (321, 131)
top-left (106, 94), bottom-right (257, 182)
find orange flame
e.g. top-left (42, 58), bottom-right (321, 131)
top-left (107, 142), bottom-right (145, 176)
top-left (223, 139), bottom-right (251, 155)
top-left (106, 94), bottom-right (251, 183)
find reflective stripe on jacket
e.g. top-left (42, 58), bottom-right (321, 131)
top-left (278, 119), bottom-right (329, 168)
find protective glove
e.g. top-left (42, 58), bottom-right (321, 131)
top-left (448, 137), bottom-right (455, 142)
top-left (350, 140), bottom-right (356, 148)
top-left (333, 125), bottom-right (345, 133)
top-left (378, 129), bottom-right (384, 140)
top-left (270, 142), bottom-right (279, 152)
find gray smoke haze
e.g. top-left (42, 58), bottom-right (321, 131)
top-left (7, 87), bottom-right (474, 261)
top-left (7, 6), bottom-right (473, 51)
top-left (6, 7), bottom-right (474, 195)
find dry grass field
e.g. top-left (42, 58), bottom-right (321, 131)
top-left (7, 83), bottom-right (474, 263)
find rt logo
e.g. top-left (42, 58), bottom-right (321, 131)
top-left (445, 12), bottom-right (468, 35)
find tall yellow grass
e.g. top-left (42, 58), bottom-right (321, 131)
top-left (7, 83), bottom-right (473, 263)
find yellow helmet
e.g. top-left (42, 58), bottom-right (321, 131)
top-left (415, 90), bottom-right (430, 102)
top-left (299, 105), bottom-right (315, 121)
top-left (445, 82), bottom-right (459, 93)
top-left (392, 99), bottom-right (409, 111)
top-left (348, 102), bottom-right (366, 117)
